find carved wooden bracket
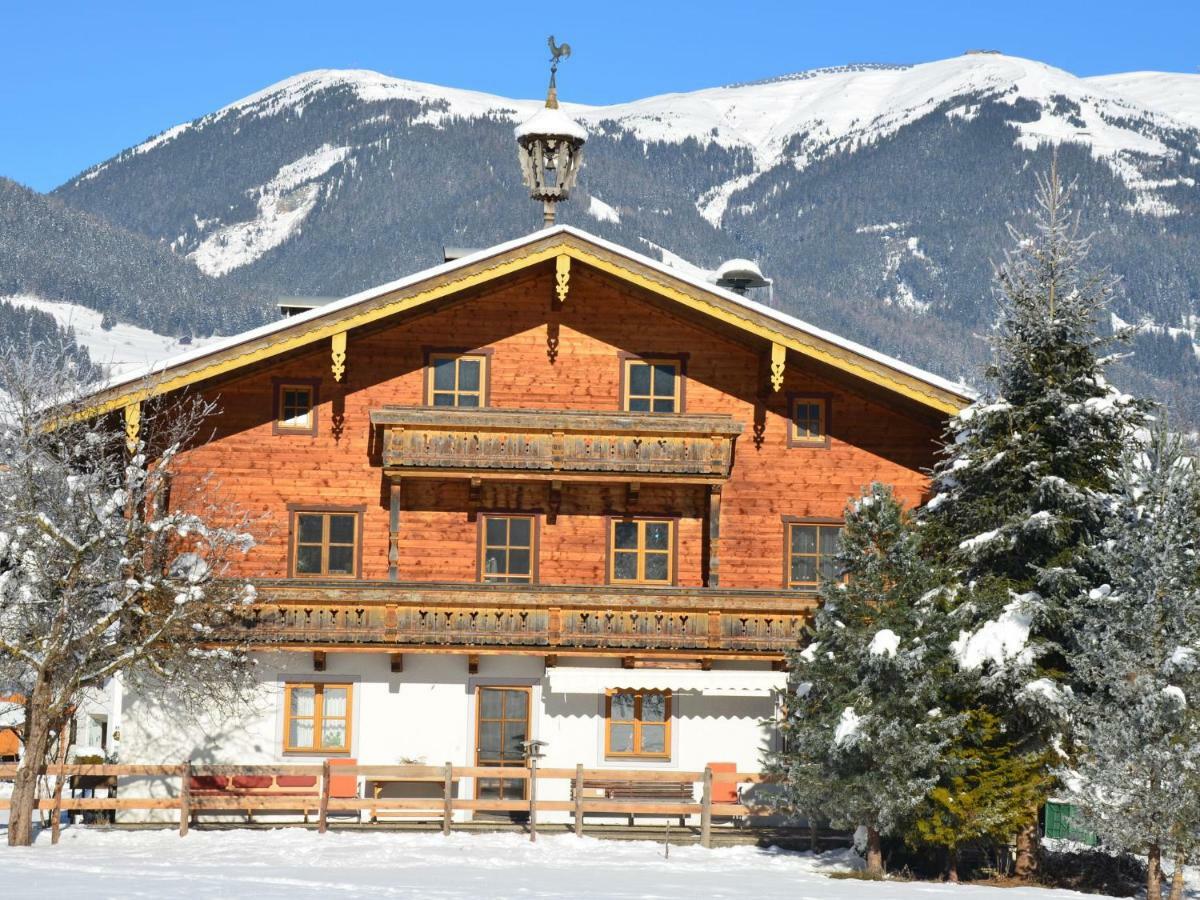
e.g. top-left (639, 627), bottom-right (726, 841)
top-left (390, 652), bottom-right (404, 673)
top-left (467, 654), bottom-right (480, 675)
top-left (123, 401), bottom-right (141, 455)
top-left (313, 650), bottom-right (327, 672)
top-left (769, 341), bottom-right (786, 392)
top-left (331, 331), bottom-right (347, 382)
top-left (468, 477), bottom-right (482, 521)
top-left (626, 481), bottom-right (641, 509)
top-left (548, 480), bottom-right (563, 524)
top-left (555, 254), bottom-right (571, 303)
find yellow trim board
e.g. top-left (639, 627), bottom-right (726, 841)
top-left (75, 234), bottom-right (967, 420)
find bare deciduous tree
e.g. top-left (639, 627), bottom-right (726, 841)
top-left (0, 342), bottom-right (257, 846)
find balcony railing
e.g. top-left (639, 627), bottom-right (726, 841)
top-left (369, 406), bottom-right (743, 481)
top-left (221, 580), bottom-right (815, 657)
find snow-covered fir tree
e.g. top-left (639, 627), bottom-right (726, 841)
top-left (1064, 424), bottom-right (1200, 900)
top-left (919, 162), bottom-right (1149, 873)
top-left (767, 483), bottom-right (954, 877)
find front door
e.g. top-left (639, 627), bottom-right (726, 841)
top-left (475, 686), bottom-right (530, 803)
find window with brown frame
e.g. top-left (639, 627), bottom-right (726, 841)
top-left (623, 358), bottom-right (681, 413)
top-left (428, 353), bottom-right (487, 407)
top-left (610, 518), bottom-right (674, 584)
top-left (480, 515), bottom-right (535, 583)
top-left (787, 522), bottom-right (843, 589)
top-left (283, 683), bottom-right (352, 753)
top-left (606, 689), bottom-right (671, 759)
top-left (292, 511), bottom-right (359, 578)
top-left (274, 381), bottom-right (318, 435)
top-left (789, 396), bottom-right (829, 447)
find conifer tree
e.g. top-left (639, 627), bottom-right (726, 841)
top-left (1064, 425), bottom-right (1200, 900)
top-left (920, 162), bottom-right (1149, 874)
top-left (767, 483), bottom-right (953, 877)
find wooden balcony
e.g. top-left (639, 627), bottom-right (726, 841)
top-left (221, 581), bottom-right (815, 659)
top-left (369, 406), bottom-right (743, 482)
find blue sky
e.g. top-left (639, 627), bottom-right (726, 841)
top-left (3, 0), bottom-right (1198, 192)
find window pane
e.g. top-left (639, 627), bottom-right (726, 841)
top-left (478, 721), bottom-right (502, 755)
top-left (505, 690), bottom-right (529, 719)
top-left (791, 557), bottom-right (817, 584)
top-left (613, 552), bottom-right (638, 580)
top-left (289, 719), bottom-right (314, 749)
top-left (643, 553), bottom-right (669, 582)
top-left (791, 525), bottom-right (816, 555)
top-left (613, 521), bottom-right (638, 550)
top-left (652, 364), bottom-right (676, 395)
top-left (644, 522), bottom-right (670, 550)
top-left (290, 688), bottom-right (315, 716)
top-left (433, 358), bottom-right (457, 390)
top-left (610, 723), bottom-right (634, 753)
top-left (458, 359), bottom-right (481, 391)
top-left (500, 778), bottom-right (527, 801)
top-left (296, 545), bottom-right (322, 574)
top-left (327, 546), bottom-right (354, 574)
top-left (502, 722), bottom-right (527, 757)
top-left (298, 514), bottom-right (323, 543)
top-left (486, 517), bottom-right (508, 545)
top-left (640, 724), bottom-right (666, 754)
top-left (329, 515), bottom-right (355, 544)
top-left (611, 692), bottom-right (636, 720)
top-left (484, 548), bottom-right (506, 575)
top-left (642, 693), bottom-right (667, 722)
top-left (323, 688), bottom-right (347, 718)
top-left (652, 398), bottom-right (675, 413)
top-left (508, 549), bottom-right (530, 575)
top-left (628, 364), bottom-right (651, 395)
top-left (457, 394), bottom-right (480, 408)
top-left (479, 689), bottom-right (503, 719)
top-left (508, 517), bottom-right (531, 546)
top-left (820, 527), bottom-right (842, 556)
top-left (627, 397), bottom-right (650, 412)
top-left (322, 722), bottom-right (346, 750)
top-left (433, 392), bottom-right (455, 406)
top-left (821, 557), bottom-right (841, 580)
top-left (476, 778), bottom-right (501, 800)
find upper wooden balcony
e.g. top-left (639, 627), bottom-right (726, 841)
top-left (222, 580), bottom-right (815, 659)
top-left (369, 406), bottom-right (743, 483)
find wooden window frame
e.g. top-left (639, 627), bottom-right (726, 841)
top-left (618, 352), bottom-right (687, 414)
top-left (423, 347), bottom-right (494, 408)
top-left (282, 682), bottom-right (353, 755)
top-left (477, 513), bottom-right (540, 584)
top-left (287, 506), bottom-right (366, 579)
top-left (605, 689), bottom-right (672, 760)
top-left (473, 684), bottom-right (533, 801)
top-left (782, 516), bottom-right (844, 590)
top-left (786, 393), bottom-right (831, 449)
top-left (606, 516), bottom-right (678, 586)
top-left (272, 378), bottom-right (320, 436)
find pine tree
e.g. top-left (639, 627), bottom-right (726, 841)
top-left (920, 161), bottom-right (1149, 875)
top-left (1064, 424), bottom-right (1200, 900)
top-left (767, 483), bottom-right (953, 876)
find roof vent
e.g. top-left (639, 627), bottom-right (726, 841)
top-left (714, 258), bottom-right (770, 296)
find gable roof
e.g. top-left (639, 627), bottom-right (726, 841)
top-left (78, 226), bottom-right (973, 418)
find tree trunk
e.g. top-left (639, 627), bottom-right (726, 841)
top-left (1147, 843), bottom-right (1163, 900)
top-left (865, 825), bottom-right (884, 877)
top-left (947, 847), bottom-right (959, 883)
top-left (1014, 814), bottom-right (1039, 879)
top-left (809, 818), bottom-right (819, 854)
top-left (1167, 847), bottom-right (1185, 900)
top-left (8, 678), bottom-right (55, 847)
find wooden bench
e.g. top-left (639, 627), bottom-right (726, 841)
top-left (571, 779), bottom-right (695, 826)
top-left (187, 774), bottom-right (322, 823)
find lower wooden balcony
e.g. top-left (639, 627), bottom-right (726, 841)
top-left (222, 581), bottom-right (817, 659)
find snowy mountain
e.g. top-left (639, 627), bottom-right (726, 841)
top-left (38, 54), bottom-right (1200, 413)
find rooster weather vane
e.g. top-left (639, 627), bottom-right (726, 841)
top-left (547, 36), bottom-right (571, 96)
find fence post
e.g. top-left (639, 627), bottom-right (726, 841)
top-left (442, 762), bottom-right (453, 836)
top-left (317, 759), bottom-right (331, 834)
top-left (179, 761), bottom-right (192, 837)
top-left (700, 766), bottom-right (713, 849)
top-left (573, 763), bottom-right (584, 837)
top-left (528, 759), bottom-right (538, 843)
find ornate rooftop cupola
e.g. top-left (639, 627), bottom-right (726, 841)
top-left (515, 36), bottom-right (587, 227)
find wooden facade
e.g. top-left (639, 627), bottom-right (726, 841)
top-left (99, 229), bottom-right (967, 662)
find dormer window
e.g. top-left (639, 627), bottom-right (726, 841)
top-left (427, 352), bottom-right (489, 407)
top-left (622, 356), bottom-right (683, 413)
top-left (274, 380), bottom-right (318, 435)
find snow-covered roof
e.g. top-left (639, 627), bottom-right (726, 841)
top-left (80, 225), bottom-right (972, 414)
top-left (514, 107), bottom-right (588, 142)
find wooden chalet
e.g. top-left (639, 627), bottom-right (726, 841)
top-left (87, 225), bottom-right (968, 820)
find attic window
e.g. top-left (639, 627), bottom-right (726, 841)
top-left (274, 380), bottom-right (318, 435)
top-left (622, 356), bottom-right (684, 414)
top-left (788, 395), bottom-right (829, 448)
top-left (427, 353), bottom-right (489, 408)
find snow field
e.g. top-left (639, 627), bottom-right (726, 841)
top-left (0, 827), bottom-right (1107, 899)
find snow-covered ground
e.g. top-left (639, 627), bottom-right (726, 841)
top-left (0, 295), bottom-right (217, 378)
top-left (0, 827), bottom-right (1112, 899)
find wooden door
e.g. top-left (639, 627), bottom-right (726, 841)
top-left (475, 686), bottom-right (530, 802)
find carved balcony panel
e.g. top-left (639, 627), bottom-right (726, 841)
top-left (369, 407), bottom-right (743, 482)
top-left (219, 581), bottom-right (815, 658)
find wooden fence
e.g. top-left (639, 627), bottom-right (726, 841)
top-left (0, 763), bottom-right (776, 847)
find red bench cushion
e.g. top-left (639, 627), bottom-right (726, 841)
top-left (232, 775), bottom-right (273, 789)
top-left (276, 775), bottom-right (318, 789)
top-left (189, 775), bottom-right (228, 791)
